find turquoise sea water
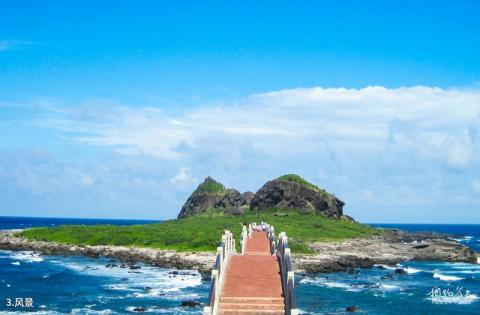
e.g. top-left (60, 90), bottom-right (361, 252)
top-left (0, 217), bottom-right (479, 314)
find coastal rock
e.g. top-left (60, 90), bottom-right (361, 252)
top-left (177, 177), bottom-right (253, 218)
top-left (346, 305), bottom-right (358, 313)
top-left (250, 174), bottom-right (344, 218)
top-left (0, 230), bottom-right (215, 273)
top-left (181, 301), bottom-right (202, 307)
top-left (292, 229), bottom-right (477, 273)
top-left (131, 307), bottom-right (146, 312)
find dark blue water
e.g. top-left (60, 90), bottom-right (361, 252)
top-left (1, 217), bottom-right (479, 314)
top-left (1, 217), bottom-right (206, 314)
top-left (0, 216), bottom-right (160, 230)
top-left (372, 224), bottom-right (480, 252)
top-left (295, 224), bottom-right (480, 314)
top-left (0, 251), bottom-right (208, 314)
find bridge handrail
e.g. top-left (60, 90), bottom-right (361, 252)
top-left (205, 222), bottom-right (298, 315)
top-left (277, 231), bottom-right (299, 315)
top-left (203, 230), bottom-right (236, 315)
top-left (254, 222), bottom-right (297, 314)
top-left (240, 224), bottom-right (251, 254)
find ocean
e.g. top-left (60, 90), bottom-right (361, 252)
top-left (0, 217), bottom-right (479, 314)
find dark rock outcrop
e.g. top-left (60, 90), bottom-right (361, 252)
top-left (181, 301), bottom-right (202, 307)
top-left (217, 190), bottom-right (254, 208)
top-left (250, 175), bottom-right (344, 218)
top-left (294, 229), bottom-right (478, 273)
top-left (131, 307), bottom-right (146, 312)
top-left (177, 177), bottom-right (253, 218)
top-left (177, 177), bottom-right (225, 218)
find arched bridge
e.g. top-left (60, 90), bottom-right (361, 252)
top-left (204, 222), bottom-right (298, 315)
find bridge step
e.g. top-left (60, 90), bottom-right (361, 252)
top-left (220, 302), bottom-right (285, 310)
top-left (243, 252), bottom-right (271, 256)
top-left (219, 310), bottom-right (285, 315)
top-left (216, 231), bottom-right (286, 315)
top-left (220, 297), bottom-right (284, 304)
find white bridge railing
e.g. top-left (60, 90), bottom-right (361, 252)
top-left (204, 222), bottom-right (298, 315)
top-left (203, 230), bottom-right (236, 315)
top-left (276, 231), bottom-right (298, 315)
top-left (243, 222), bottom-right (299, 315)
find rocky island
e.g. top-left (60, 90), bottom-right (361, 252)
top-left (1, 174), bottom-right (478, 273)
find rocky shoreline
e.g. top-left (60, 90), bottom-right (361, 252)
top-left (0, 230), bottom-right (215, 274)
top-left (295, 229), bottom-right (478, 273)
top-left (1, 229), bottom-right (477, 274)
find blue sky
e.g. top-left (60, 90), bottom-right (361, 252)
top-left (1, 1), bottom-right (480, 222)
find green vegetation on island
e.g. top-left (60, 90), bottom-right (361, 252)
top-left (19, 209), bottom-right (382, 254)
top-left (18, 174), bottom-right (383, 254)
top-left (196, 179), bottom-right (226, 194)
top-left (277, 174), bottom-right (333, 198)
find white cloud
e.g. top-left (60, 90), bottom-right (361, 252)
top-left (48, 86), bottom-right (480, 165)
top-left (170, 167), bottom-right (196, 185)
top-left (4, 85), bottom-right (480, 220)
top-left (447, 143), bottom-right (473, 168)
top-left (79, 174), bottom-right (94, 187)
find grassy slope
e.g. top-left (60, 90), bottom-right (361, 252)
top-left (277, 174), bottom-right (333, 198)
top-left (196, 181), bottom-right (225, 194)
top-left (19, 209), bottom-right (381, 254)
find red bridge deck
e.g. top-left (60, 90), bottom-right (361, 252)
top-left (218, 231), bottom-right (285, 314)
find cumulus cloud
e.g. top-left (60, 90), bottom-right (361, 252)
top-left (50, 86), bottom-right (480, 166)
top-left (3, 85), bottom-right (480, 221)
top-left (0, 149), bottom-right (95, 195)
top-left (170, 167), bottom-right (196, 186)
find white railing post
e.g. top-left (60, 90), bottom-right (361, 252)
top-left (216, 246), bottom-right (223, 276)
top-left (212, 270), bottom-right (219, 314)
top-left (287, 271), bottom-right (294, 287)
top-left (208, 230), bottom-right (237, 315)
top-left (275, 231), bottom-right (297, 315)
top-left (241, 225), bottom-right (248, 254)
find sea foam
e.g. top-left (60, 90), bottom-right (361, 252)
top-left (71, 308), bottom-right (113, 314)
top-left (433, 272), bottom-right (464, 281)
top-left (54, 257), bottom-right (203, 302)
top-left (10, 251), bottom-right (44, 263)
top-left (405, 267), bottom-right (422, 274)
top-left (379, 283), bottom-right (401, 290)
top-left (374, 264), bottom-right (397, 270)
top-left (300, 277), bottom-right (362, 292)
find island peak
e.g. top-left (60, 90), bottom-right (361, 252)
top-left (177, 177), bottom-right (253, 218)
